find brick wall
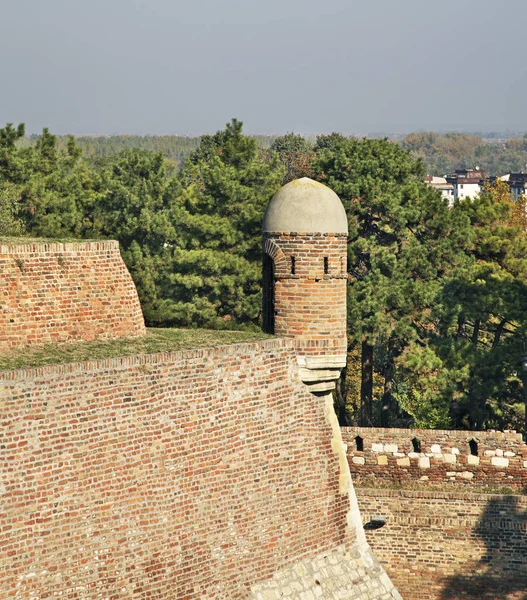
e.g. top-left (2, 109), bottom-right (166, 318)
top-left (0, 240), bottom-right (145, 349)
top-left (0, 339), bottom-right (349, 599)
top-left (342, 427), bottom-right (527, 490)
top-left (263, 233), bottom-right (347, 357)
top-left (357, 488), bottom-right (527, 600)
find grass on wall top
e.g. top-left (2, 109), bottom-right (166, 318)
top-left (0, 328), bottom-right (273, 371)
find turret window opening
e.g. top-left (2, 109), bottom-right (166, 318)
top-left (324, 257), bottom-right (329, 274)
top-left (290, 256), bottom-right (296, 275)
top-left (411, 438), bottom-right (421, 453)
top-left (262, 254), bottom-right (275, 334)
top-left (355, 436), bottom-right (364, 452)
top-left (469, 439), bottom-right (478, 456)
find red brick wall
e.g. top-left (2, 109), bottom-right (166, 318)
top-left (263, 233), bottom-right (347, 357)
top-left (0, 339), bottom-right (348, 599)
top-left (342, 427), bottom-right (527, 490)
top-left (0, 240), bottom-right (145, 349)
top-left (357, 488), bottom-right (527, 600)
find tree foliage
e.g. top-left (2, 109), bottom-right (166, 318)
top-left (167, 119), bottom-right (284, 328)
top-left (0, 182), bottom-right (24, 236)
top-left (402, 131), bottom-right (527, 176)
top-left (397, 180), bottom-right (527, 431)
top-left (3, 120), bottom-right (527, 432)
top-left (314, 136), bottom-right (471, 426)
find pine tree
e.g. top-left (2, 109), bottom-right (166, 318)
top-left (314, 137), bottom-right (470, 425)
top-left (161, 119), bottom-right (284, 329)
top-left (0, 182), bottom-right (24, 236)
top-left (426, 180), bottom-right (527, 430)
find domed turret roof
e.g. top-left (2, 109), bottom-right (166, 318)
top-left (262, 178), bottom-right (348, 234)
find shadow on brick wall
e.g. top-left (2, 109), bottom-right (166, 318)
top-left (440, 491), bottom-right (527, 600)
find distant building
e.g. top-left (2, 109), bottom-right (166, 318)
top-left (485, 173), bottom-right (527, 200)
top-left (427, 169), bottom-right (527, 205)
top-left (503, 173), bottom-right (527, 200)
top-left (445, 168), bottom-right (489, 201)
top-left (425, 176), bottom-right (454, 204)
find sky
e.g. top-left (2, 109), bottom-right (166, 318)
top-left (1, 0), bottom-right (526, 135)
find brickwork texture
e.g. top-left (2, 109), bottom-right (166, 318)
top-left (263, 233), bottom-right (347, 358)
top-left (0, 339), bottom-right (350, 599)
top-left (343, 428), bottom-right (527, 600)
top-left (342, 427), bottom-right (527, 490)
top-left (357, 488), bottom-right (527, 600)
top-left (0, 240), bottom-right (145, 349)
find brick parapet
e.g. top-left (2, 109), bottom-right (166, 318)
top-left (0, 239), bottom-right (145, 348)
top-left (0, 239), bottom-right (120, 254)
top-left (342, 427), bottom-right (527, 490)
top-left (0, 336), bottom-right (292, 379)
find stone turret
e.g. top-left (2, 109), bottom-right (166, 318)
top-left (262, 177), bottom-right (348, 393)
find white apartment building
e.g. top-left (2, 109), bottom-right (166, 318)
top-left (427, 169), bottom-right (527, 205)
top-left (445, 169), bottom-right (488, 201)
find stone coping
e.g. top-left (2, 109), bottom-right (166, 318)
top-left (263, 232), bottom-right (348, 238)
top-left (0, 239), bottom-right (119, 253)
top-left (342, 426), bottom-right (523, 440)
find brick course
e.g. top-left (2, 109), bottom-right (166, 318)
top-left (0, 240), bottom-right (145, 349)
top-left (0, 339), bottom-right (349, 599)
top-left (357, 488), bottom-right (527, 600)
top-left (263, 233), bottom-right (347, 358)
top-left (343, 428), bottom-right (527, 599)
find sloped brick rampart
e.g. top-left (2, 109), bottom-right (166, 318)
top-left (342, 427), bottom-right (527, 490)
top-left (0, 240), bottom-right (145, 349)
top-left (357, 488), bottom-right (527, 600)
top-left (0, 339), bottom-right (349, 599)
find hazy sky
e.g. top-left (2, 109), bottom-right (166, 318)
top-left (1, 0), bottom-right (526, 135)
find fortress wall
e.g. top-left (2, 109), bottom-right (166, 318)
top-left (0, 339), bottom-right (350, 600)
top-left (0, 240), bottom-right (145, 349)
top-left (342, 427), bottom-right (527, 490)
top-left (357, 488), bottom-right (527, 600)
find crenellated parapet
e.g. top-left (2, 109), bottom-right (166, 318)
top-left (342, 427), bottom-right (527, 490)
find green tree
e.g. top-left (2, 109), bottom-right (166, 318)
top-left (0, 123), bottom-right (26, 183)
top-left (20, 133), bottom-right (99, 239)
top-left (409, 180), bottom-right (527, 430)
top-left (268, 132), bottom-right (314, 184)
top-left (91, 148), bottom-right (180, 322)
top-left (0, 124), bottom-right (99, 239)
top-left (314, 132), bottom-right (348, 152)
top-left (163, 119), bottom-right (284, 328)
top-left (0, 182), bottom-right (24, 236)
top-left (314, 137), bottom-right (470, 426)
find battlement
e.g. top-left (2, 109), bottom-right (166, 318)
top-left (342, 427), bottom-right (527, 490)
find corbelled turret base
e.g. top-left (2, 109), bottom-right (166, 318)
top-left (297, 354), bottom-right (347, 393)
